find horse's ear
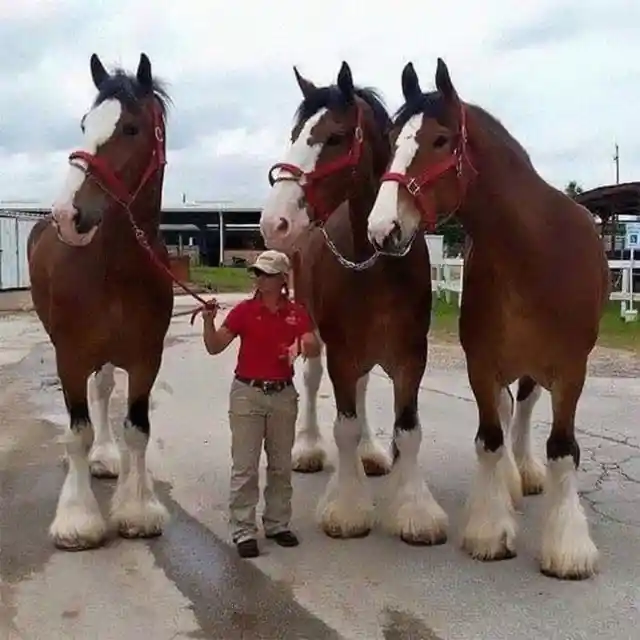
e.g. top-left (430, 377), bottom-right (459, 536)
top-left (435, 57), bottom-right (457, 102)
top-left (293, 66), bottom-right (316, 99)
top-left (401, 62), bottom-right (422, 102)
top-left (337, 61), bottom-right (355, 103)
top-left (90, 53), bottom-right (109, 90)
top-left (136, 53), bottom-right (153, 89)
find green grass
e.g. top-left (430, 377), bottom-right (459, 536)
top-left (190, 266), bottom-right (254, 293)
top-left (430, 295), bottom-right (640, 353)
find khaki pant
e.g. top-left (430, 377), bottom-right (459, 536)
top-left (228, 378), bottom-right (298, 543)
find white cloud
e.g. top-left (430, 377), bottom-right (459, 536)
top-left (0, 0), bottom-right (638, 207)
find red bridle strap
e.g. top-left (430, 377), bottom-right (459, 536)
top-left (380, 104), bottom-right (476, 231)
top-left (267, 103), bottom-right (365, 225)
top-left (68, 102), bottom-right (166, 209)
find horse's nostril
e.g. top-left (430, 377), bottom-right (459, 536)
top-left (276, 217), bottom-right (289, 233)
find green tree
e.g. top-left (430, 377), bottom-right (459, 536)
top-left (565, 180), bottom-right (584, 198)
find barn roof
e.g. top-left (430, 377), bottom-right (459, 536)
top-left (575, 181), bottom-right (640, 219)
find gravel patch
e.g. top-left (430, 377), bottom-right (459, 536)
top-left (426, 339), bottom-right (640, 379)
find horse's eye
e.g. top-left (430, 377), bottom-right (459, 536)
top-left (433, 135), bottom-right (448, 148)
top-left (122, 123), bottom-right (139, 136)
top-left (326, 134), bottom-right (343, 147)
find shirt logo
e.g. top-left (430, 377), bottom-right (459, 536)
top-left (285, 312), bottom-right (298, 325)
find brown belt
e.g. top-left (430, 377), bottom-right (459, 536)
top-left (235, 376), bottom-right (293, 394)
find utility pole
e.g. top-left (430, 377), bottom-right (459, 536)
top-left (614, 142), bottom-right (620, 184)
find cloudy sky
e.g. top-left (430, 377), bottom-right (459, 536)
top-left (0, 0), bottom-right (638, 208)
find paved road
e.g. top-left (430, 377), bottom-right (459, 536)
top-left (1, 296), bottom-right (639, 639)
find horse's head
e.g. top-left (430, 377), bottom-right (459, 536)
top-left (51, 53), bottom-right (170, 246)
top-left (260, 61), bottom-right (391, 253)
top-left (368, 58), bottom-right (475, 255)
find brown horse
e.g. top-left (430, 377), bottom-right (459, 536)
top-left (367, 59), bottom-right (609, 579)
top-left (260, 62), bottom-right (448, 545)
top-left (27, 53), bottom-right (174, 550)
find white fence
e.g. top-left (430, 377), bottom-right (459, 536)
top-left (431, 257), bottom-right (640, 318)
top-left (0, 214), bottom-right (39, 290)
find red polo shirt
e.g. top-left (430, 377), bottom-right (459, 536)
top-left (222, 295), bottom-right (314, 381)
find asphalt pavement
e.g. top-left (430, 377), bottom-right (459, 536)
top-left (1, 296), bottom-right (639, 639)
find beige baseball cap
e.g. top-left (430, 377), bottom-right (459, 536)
top-left (248, 250), bottom-right (291, 275)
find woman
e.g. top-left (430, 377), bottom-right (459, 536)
top-left (202, 249), bottom-right (321, 558)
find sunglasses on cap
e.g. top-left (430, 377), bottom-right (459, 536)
top-left (251, 268), bottom-right (281, 278)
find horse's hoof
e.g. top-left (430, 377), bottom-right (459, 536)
top-left (324, 526), bottom-right (371, 539)
top-left (401, 531), bottom-right (448, 546)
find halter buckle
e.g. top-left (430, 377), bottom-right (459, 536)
top-left (407, 178), bottom-right (421, 197)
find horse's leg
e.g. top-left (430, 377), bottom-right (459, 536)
top-left (110, 358), bottom-right (169, 538)
top-left (292, 350), bottom-right (327, 473)
top-left (510, 376), bottom-right (546, 495)
top-left (497, 385), bottom-right (523, 505)
top-left (50, 352), bottom-right (107, 550)
top-left (356, 372), bottom-right (393, 477)
top-left (87, 363), bottom-right (121, 478)
top-left (317, 355), bottom-right (373, 538)
top-left (381, 361), bottom-right (448, 545)
top-left (461, 363), bottom-right (523, 561)
top-left (540, 365), bottom-right (598, 579)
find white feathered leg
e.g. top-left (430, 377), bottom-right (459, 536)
top-left (88, 363), bottom-right (121, 478)
top-left (512, 380), bottom-right (546, 495)
top-left (540, 455), bottom-right (598, 579)
top-left (381, 425), bottom-right (448, 545)
top-left (50, 421), bottom-right (107, 550)
top-left (356, 373), bottom-right (392, 476)
top-left (110, 423), bottom-right (168, 538)
top-left (292, 353), bottom-right (327, 473)
top-left (317, 414), bottom-right (373, 538)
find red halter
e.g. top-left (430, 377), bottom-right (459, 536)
top-left (68, 101), bottom-right (166, 208)
top-left (267, 104), bottom-right (365, 225)
top-left (380, 103), bottom-right (477, 231)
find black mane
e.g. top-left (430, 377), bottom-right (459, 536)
top-left (93, 68), bottom-right (171, 116)
top-left (394, 91), bottom-right (448, 129)
top-left (394, 90), bottom-right (532, 164)
top-left (294, 85), bottom-right (392, 134)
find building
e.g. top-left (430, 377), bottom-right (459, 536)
top-left (161, 206), bottom-right (264, 266)
top-left (575, 181), bottom-right (640, 258)
top-left (0, 205), bottom-right (264, 289)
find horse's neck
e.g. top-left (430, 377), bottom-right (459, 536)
top-left (103, 201), bottom-right (164, 273)
top-left (460, 111), bottom-right (543, 244)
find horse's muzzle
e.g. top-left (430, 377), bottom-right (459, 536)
top-left (51, 205), bottom-right (99, 247)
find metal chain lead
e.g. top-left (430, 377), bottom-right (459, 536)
top-left (319, 224), bottom-right (417, 271)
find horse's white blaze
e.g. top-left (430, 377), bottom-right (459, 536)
top-left (381, 427), bottom-right (448, 543)
top-left (260, 108), bottom-right (327, 251)
top-left (540, 455), bottom-right (599, 578)
top-left (49, 423), bottom-right (107, 548)
top-left (51, 99), bottom-right (121, 243)
top-left (88, 363), bottom-right (121, 478)
top-left (368, 113), bottom-right (423, 247)
top-left (461, 442), bottom-right (519, 559)
top-left (511, 384), bottom-right (546, 495)
top-left (355, 373), bottom-right (392, 474)
top-left (317, 415), bottom-right (374, 537)
top-left (110, 424), bottom-right (169, 536)
top-left (292, 353), bottom-right (326, 472)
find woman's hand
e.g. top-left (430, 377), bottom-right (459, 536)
top-left (287, 340), bottom-right (301, 366)
top-left (201, 301), bottom-right (219, 323)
